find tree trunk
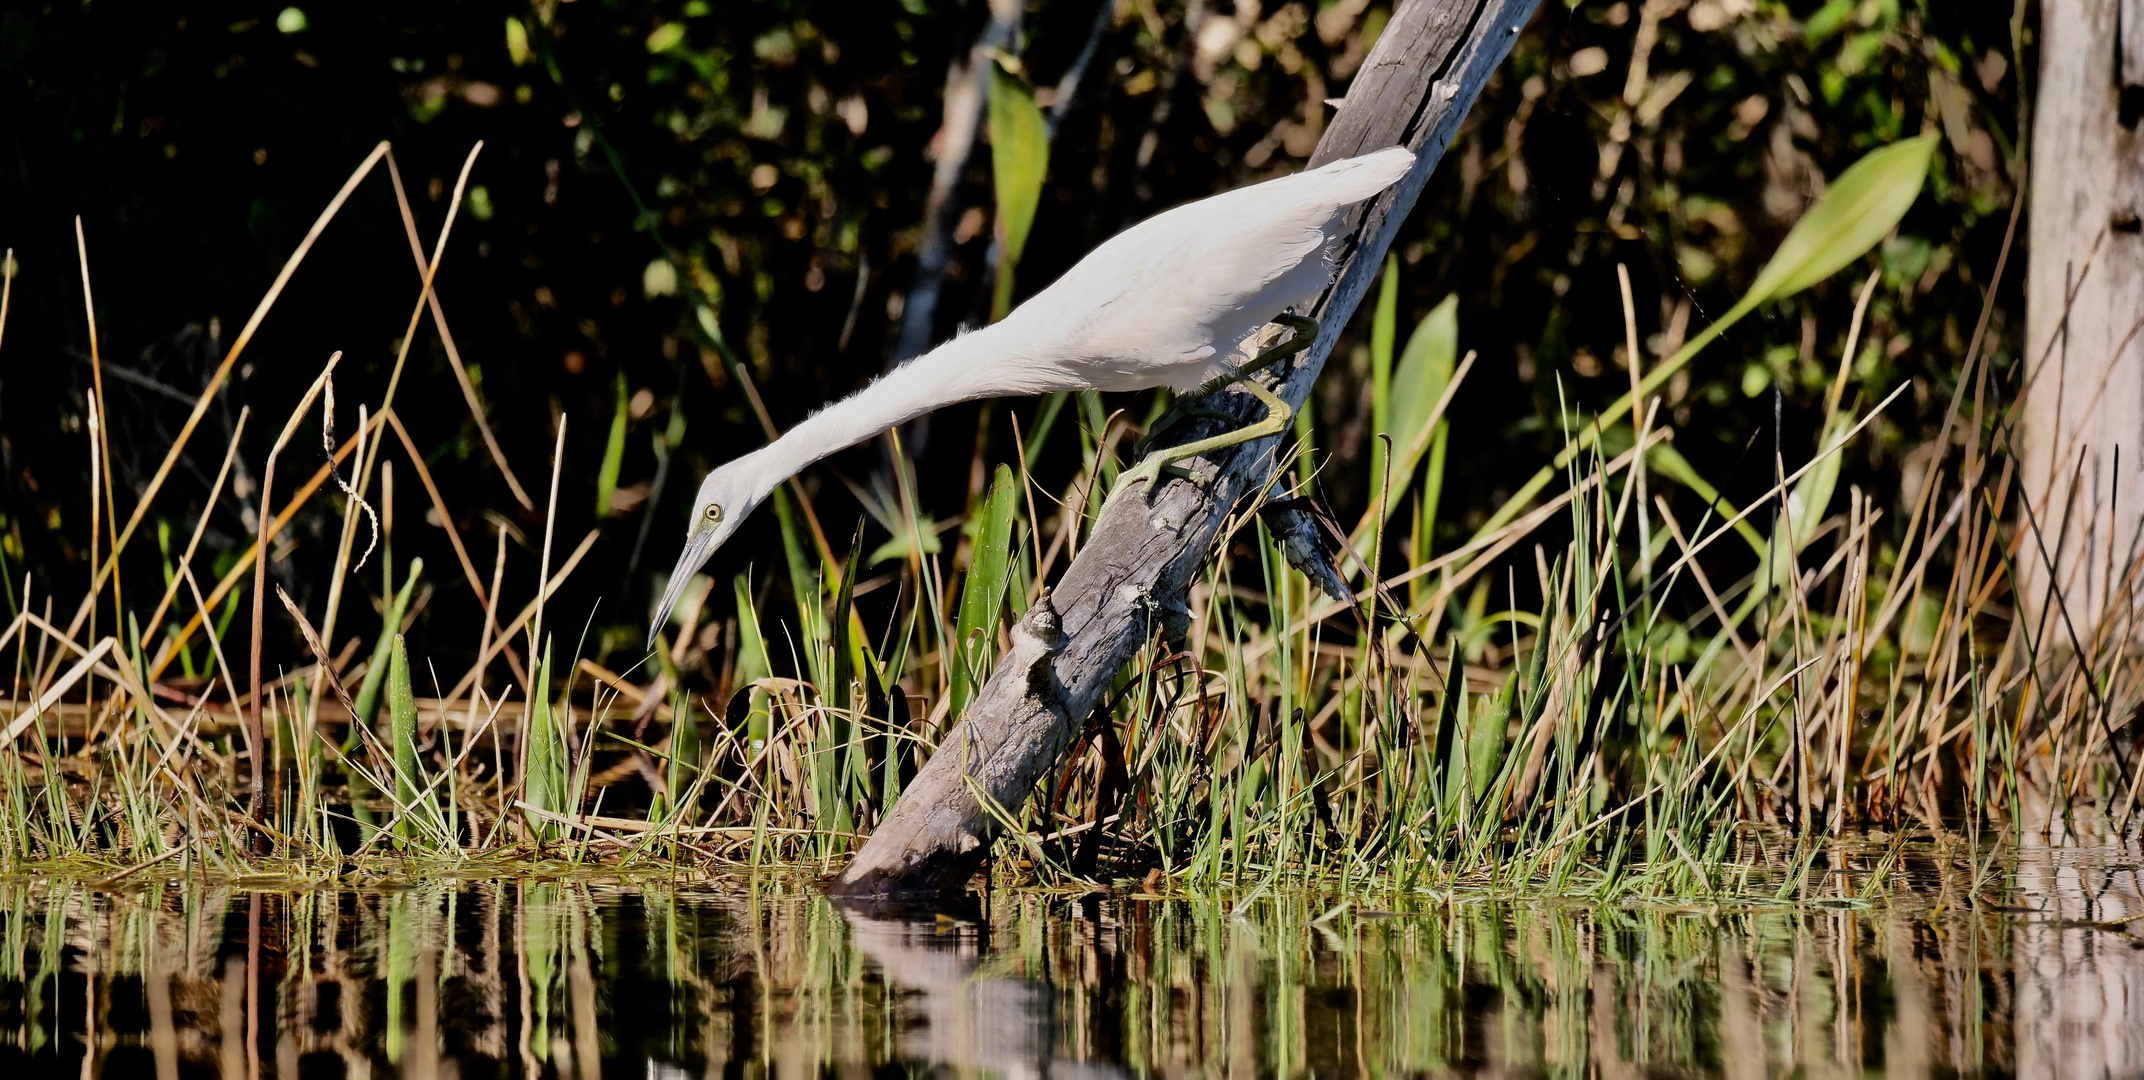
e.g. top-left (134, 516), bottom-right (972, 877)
top-left (2024, 0), bottom-right (2144, 649)
top-left (830, 0), bottom-right (1544, 900)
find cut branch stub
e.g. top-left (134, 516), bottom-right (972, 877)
top-left (830, 0), bottom-right (1544, 899)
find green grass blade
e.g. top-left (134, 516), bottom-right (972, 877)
top-left (595, 369), bottom-right (628, 517)
top-left (731, 571), bottom-right (771, 689)
top-left (387, 634), bottom-right (423, 847)
top-left (524, 639), bottom-right (562, 842)
top-left (950, 464), bottom-right (1019, 718)
top-left (1024, 391), bottom-right (1068, 471)
top-left (662, 689), bottom-right (699, 823)
top-left (351, 558), bottom-right (425, 733)
top-left (1431, 636), bottom-right (1463, 809)
top-left (1646, 443), bottom-right (1768, 557)
top-left (830, 519), bottom-right (864, 716)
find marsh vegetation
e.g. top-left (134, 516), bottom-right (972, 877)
top-left (2, 0), bottom-right (2137, 1073)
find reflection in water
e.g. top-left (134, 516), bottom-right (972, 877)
top-left (0, 847), bottom-right (2139, 1077)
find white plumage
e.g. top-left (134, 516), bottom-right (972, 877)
top-left (652, 146), bottom-right (1414, 638)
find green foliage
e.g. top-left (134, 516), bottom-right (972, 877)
top-left (523, 640), bottom-right (564, 843)
top-left (1477, 134), bottom-right (1938, 539)
top-left (1469, 673), bottom-right (1515, 805)
top-left (596, 369), bottom-right (629, 517)
top-left (0, 0), bottom-right (2075, 900)
top-left (1744, 134), bottom-right (1939, 306)
top-left (387, 634), bottom-right (424, 846)
top-left (352, 559), bottom-right (425, 732)
top-left (1364, 292), bottom-right (1459, 551)
top-left (988, 57), bottom-right (1049, 322)
top-left (950, 464), bottom-right (1020, 718)
top-left (659, 689), bottom-right (699, 823)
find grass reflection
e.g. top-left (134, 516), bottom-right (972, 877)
top-left (0, 853), bottom-right (2137, 1077)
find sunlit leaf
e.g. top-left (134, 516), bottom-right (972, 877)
top-left (950, 464), bottom-right (1020, 718)
top-left (1471, 134), bottom-right (1937, 541)
top-left (1357, 285), bottom-right (1457, 552)
top-left (646, 22), bottom-right (686, 54)
top-left (1756, 409), bottom-right (1855, 591)
top-left (1744, 133), bottom-right (1937, 305)
top-left (829, 520), bottom-right (863, 717)
top-left (596, 371), bottom-right (627, 516)
top-left (505, 17), bottom-right (530, 66)
top-left (1370, 254), bottom-right (1398, 440)
top-left (988, 58), bottom-right (1049, 321)
top-left (1386, 293), bottom-right (1458, 515)
top-left (866, 514), bottom-right (942, 565)
top-left (1469, 672), bottom-right (1515, 804)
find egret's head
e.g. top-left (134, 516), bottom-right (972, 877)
top-left (649, 462), bottom-right (763, 646)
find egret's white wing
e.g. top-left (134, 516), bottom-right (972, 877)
top-left (1016, 147), bottom-right (1413, 391)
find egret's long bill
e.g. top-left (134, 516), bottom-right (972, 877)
top-left (647, 145), bottom-right (1416, 646)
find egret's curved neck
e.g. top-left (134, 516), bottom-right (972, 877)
top-left (737, 323), bottom-right (1014, 501)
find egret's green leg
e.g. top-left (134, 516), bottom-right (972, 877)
top-left (1134, 314), bottom-right (1320, 459)
top-left (1115, 315), bottom-right (1317, 503)
top-left (1109, 377), bottom-right (1293, 504)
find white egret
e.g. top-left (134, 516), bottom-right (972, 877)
top-left (652, 145), bottom-right (1414, 638)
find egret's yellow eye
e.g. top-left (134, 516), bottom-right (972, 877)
top-left (703, 503), bottom-right (723, 523)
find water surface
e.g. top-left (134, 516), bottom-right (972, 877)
top-left (3, 838), bottom-right (2140, 1077)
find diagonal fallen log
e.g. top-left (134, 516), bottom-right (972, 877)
top-left (830, 0), bottom-right (1544, 899)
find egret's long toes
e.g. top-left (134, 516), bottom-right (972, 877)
top-left (1103, 456), bottom-right (1196, 511)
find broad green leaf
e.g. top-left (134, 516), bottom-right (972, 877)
top-left (988, 58), bottom-right (1049, 321)
top-left (731, 572), bottom-right (773, 747)
top-left (1386, 294), bottom-right (1458, 512)
top-left (595, 370), bottom-right (628, 516)
top-left (1363, 257), bottom-right (1400, 536)
top-left (1471, 135), bottom-right (1936, 541)
top-left (1356, 291), bottom-right (1457, 550)
top-left (1803, 0), bottom-right (1854, 43)
top-left (770, 487), bottom-right (830, 688)
top-left (1745, 134), bottom-right (1938, 304)
top-left (950, 464), bottom-right (1021, 718)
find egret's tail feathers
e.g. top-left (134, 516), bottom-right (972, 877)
top-left (1303, 146), bottom-right (1415, 204)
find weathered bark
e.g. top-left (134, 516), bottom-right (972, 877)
top-left (2024, 0), bottom-right (2144, 647)
top-left (830, 0), bottom-right (1544, 899)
